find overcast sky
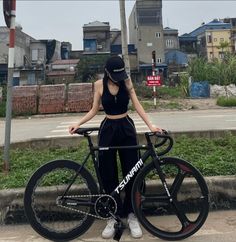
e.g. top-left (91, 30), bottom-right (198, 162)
top-left (1, 0), bottom-right (236, 50)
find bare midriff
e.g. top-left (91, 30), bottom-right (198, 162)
top-left (106, 112), bottom-right (128, 119)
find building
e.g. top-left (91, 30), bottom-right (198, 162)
top-left (129, 0), bottom-right (165, 66)
top-left (221, 17), bottom-right (236, 53)
top-left (61, 42), bottom-right (72, 60)
top-left (188, 19), bottom-right (233, 61)
top-left (46, 59), bottom-right (79, 84)
top-left (0, 25), bottom-right (63, 85)
top-left (163, 27), bottom-right (179, 52)
top-left (0, 25), bottom-right (35, 84)
top-left (83, 21), bottom-right (111, 53)
top-left (179, 33), bottom-right (198, 55)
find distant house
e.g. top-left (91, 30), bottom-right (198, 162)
top-left (46, 59), bottom-right (79, 84)
top-left (179, 33), bottom-right (198, 54)
top-left (129, 0), bottom-right (165, 66)
top-left (188, 19), bottom-right (233, 61)
top-left (0, 25), bottom-right (65, 85)
top-left (0, 26), bottom-right (36, 85)
top-left (163, 27), bottom-right (179, 52)
top-left (83, 21), bottom-right (111, 53)
top-left (221, 17), bottom-right (236, 53)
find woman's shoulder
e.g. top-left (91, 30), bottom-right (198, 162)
top-left (94, 79), bottom-right (103, 87)
top-left (94, 79), bottom-right (103, 94)
top-left (124, 78), bottom-right (134, 91)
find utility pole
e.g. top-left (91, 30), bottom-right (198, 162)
top-left (3, 0), bottom-right (16, 172)
top-left (119, 0), bottom-right (130, 75)
top-left (152, 51), bottom-right (157, 109)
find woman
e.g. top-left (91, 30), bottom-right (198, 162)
top-left (69, 56), bottom-right (162, 239)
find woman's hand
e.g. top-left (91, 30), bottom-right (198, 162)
top-left (69, 124), bottom-right (80, 134)
top-left (149, 125), bottom-right (163, 133)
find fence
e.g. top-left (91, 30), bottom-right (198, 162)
top-left (12, 83), bottom-right (94, 115)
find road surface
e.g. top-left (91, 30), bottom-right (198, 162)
top-left (0, 109), bottom-right (236, 145)
top-left (0, 210), bottom-right (235, 242)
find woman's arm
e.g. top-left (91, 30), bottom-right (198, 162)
top-left (125, 79), bottom-right (162, 132)
top-left (69, 80), bottom-right (102, 134)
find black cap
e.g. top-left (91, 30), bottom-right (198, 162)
top-left (105, 56), bottom-right (128, 83)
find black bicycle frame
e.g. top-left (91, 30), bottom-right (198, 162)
top-left (62, 132), bottom-right (171, 204)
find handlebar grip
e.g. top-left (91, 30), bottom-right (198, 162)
top-left (153, 130), bottom-right (174, 156)
top-left (75, 127), bottom-right (100, 135)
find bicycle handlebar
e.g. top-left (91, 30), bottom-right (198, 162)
top-left (145, 130), bottom-right (173, 156)
top-left (75, 127), bottom-right (173, 156)
top-left (75, 127), bottom-right (100, 135)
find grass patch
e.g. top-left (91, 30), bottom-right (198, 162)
top-left (217, 96), bottom-right (236, 107)
top-left (129, 100), bottom-right (183, 111)
top-left (134, 84), bottom-right (185, 99)
top-left (159, 101), bottom-right (183, 110)
top-left (0, 134), bottom-right (236, 189)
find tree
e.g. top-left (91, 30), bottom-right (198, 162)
top-left (217, 41), bottom-right (230, 59)
top-left (76, 55), bottom-right (110, 82)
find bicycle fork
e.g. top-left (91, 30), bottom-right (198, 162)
top-left (153, 157), bottom-right (172, 199)
top-left (153, 157), bottom-right (192, 229)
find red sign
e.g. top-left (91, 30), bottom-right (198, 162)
top-left (146, 75), bottom-right (161, 86)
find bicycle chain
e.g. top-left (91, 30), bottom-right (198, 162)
top-left (57, 194), bottom-right (115, 220)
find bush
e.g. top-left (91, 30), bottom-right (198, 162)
top-left (134, 84), bottom-right (185, 99)
top-left (216, 96), bottom-right (236, 107)
top-left (188, 54), bottom-right (236, 85)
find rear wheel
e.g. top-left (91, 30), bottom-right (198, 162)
top-left (132, 157), bottom-right (209, 240)
top-left (24, 160), bottom-right (98, 241)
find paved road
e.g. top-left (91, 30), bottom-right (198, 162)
top-left (0, 108), bottom-right (236, 145)
top-left (0, 210), bottom-right (235, 242)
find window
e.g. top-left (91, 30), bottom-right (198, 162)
top-left (147, 43), bottom-right (153, 47)
top-left (155, 32), bottom-right (161, 38)
top-left (207, 33), bottom-right (212, 43)
top-left (166, 39), bottom-right (174, 47)
top-left (31, 49), bottom-right (38, 61)
top-left (219, 52), bottom-right (224, 59)
top-left (137, 8), bottom-right (160, 25)
top-left (157, 58), bottom-right (162, 63)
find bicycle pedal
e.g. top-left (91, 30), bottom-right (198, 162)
top-left (113, 222), bottom-right (126, 241)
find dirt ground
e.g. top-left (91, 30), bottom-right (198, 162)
top-left (157, 98), bottom-right (220, 111)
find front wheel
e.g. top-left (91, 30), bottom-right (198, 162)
top-left (24, 159), bottom-right (98, 241)
top-left (132, 157), bottom-right (209, 241)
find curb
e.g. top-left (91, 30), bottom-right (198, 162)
top-left (1, 129), bottom-right (236, 150)
top-left (0, 176), bottom-right (236, 225)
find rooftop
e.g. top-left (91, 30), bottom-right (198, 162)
top-left (189, 19), bottom-right (232, 37)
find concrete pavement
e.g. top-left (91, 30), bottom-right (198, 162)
top-left (1, 108), bottom-right (236, 146)
top-left (0, 210), bottom-right (236, 242)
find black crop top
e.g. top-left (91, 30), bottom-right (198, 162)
top-left (101, 78), bottom-right (129, 115)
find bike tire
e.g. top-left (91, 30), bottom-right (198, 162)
top-left (24, 159), bottom-right (98, 241)
top-left (132, 157), bottom-right (209, 241)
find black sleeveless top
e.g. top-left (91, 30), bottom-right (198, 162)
top-left (101, 79), bottom-right (129, 115)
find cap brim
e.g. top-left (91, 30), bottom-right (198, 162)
top-left (110, 71), bottom-right (128, 83)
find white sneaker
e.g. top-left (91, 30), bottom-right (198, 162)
top-left (102, 218), bottom-right (116, 239)
top-left (127, 213), bottom-right (143, 238)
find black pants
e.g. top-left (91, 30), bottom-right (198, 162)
top-left (98, 116), bottom-right (139, 217)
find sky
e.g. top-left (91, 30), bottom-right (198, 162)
top-left (1, 0), bottom-right (236, 50)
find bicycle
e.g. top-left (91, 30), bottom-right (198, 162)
top-left (24, 127), bottom-right (209, 241)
